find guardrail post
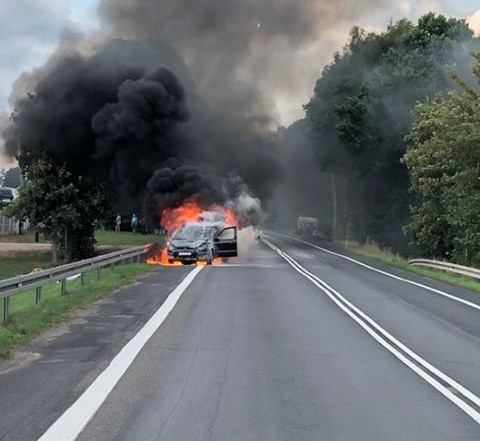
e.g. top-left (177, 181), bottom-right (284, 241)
top-left (61, 279), bottom-right (67, 295)
top-left (130, 255), bottom-right (134, 264)
top-left (35, 286), bottom-right (42, 304)
top-left (96, 267), bottom-right (101, 280)
top-left (80, 272), bottom-right (85, 285)
top-left (3, 297), bottom-right (10, 325)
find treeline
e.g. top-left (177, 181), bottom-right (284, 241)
top-left (302, 13), bottom-right (480, 260)
top-left (5, 157), bottom-right (106, 264)
top-left (405, 54), bottom-right (480, 265)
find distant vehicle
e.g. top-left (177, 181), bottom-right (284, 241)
top-left (167, 223), bottom-right (238, 265)
top-left (296, 216), bottom-right (321, 238)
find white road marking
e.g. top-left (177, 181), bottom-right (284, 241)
top-left (269, 232), bottom-right (480, 312)
top-left (37, 266), bottom-right (203, 441)
top-left (263, 238), bottom-right (480, 424)
top-left (216, 264), bottom-right (284, 268)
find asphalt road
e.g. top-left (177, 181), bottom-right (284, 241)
top-left (2, 233), bottom-right (480, 440)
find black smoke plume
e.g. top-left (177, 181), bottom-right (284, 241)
top-left (144, 162), bottom-right (264, 227)
top-left (144, 163), bottom-right (228, 217)
top-left (3, 39), bottom-right (196, 210)
top-left (2, 37), bottom-right (280, 222)
top-left (98, 0), bottom-right (392, 122)
top-left (2, 0), bottom-right (393, 225)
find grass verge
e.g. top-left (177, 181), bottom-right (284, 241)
top-left (0, 232), bottom-right (48, 243)
top-left (0, 252), bottom-right (53, 280)
top-left (343, 243), bottom-right (480, 294)
top-left (94, 230), bottom-right (164, 246)
top-left (0, 230), bottom-right (164, 247)
top-left (0, 263), bottom-right (153, 358)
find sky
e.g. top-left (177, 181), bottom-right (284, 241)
top-left (0, 0), bottom-right (98, 113)
top-left (0, 0), bottom-right (479, 167)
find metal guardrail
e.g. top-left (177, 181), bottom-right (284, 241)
top-left (0, 245), bottom-right (151, 325)
top-left (409, 258), bottom-right (480, 280)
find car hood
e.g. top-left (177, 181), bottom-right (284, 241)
top-left (170, 239), bottom-right (207, 249)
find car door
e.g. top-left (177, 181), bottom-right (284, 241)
top-left (214, 226), bottom-right (238, 257)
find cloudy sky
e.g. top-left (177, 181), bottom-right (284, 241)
top-left (0, 0), bottom-right (479, 142)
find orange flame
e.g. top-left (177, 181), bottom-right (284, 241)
top-left (146, 248), bottom-right (182, 266)
top-left (160, 201), bottom-right (239, 233)
top-left (146, 200), bottom-right (238, 266)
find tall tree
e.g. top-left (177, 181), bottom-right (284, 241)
top-left (404, 53), bottom-right (480, 265)
top-left (5, 156), bottom-right (106, 263)
top-left (305, 13), bottom-right (477, 252)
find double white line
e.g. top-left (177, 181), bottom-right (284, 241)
top-left (263, 238), bottom-right (480, 425)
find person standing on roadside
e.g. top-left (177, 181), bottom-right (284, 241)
top-left (139, 216), bottom-right (147, 236)
top-left (115, 214), bottom-right (121, 232)
top-left (131, 213), bottom-right (138, 233)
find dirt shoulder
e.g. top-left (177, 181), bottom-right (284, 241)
top-left (0, 242), bottom-right (132, 256)
top-left (0, 243), bottom-right (52, 254)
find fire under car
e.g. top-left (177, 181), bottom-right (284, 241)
top-left (167, 223), bottom-right (238, 264)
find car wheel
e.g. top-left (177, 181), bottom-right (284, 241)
top-left (207, 249), bottom-right (213, 265)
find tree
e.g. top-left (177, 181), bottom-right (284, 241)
top-left (305, 13), bottom-right (477, 252)
top-left (5, 156), bottom-right (106, 264)
top-left (404, 53), bottom-right (480, 265)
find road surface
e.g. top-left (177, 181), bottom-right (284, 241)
top-left (1, 233), bottom-right (480, 440)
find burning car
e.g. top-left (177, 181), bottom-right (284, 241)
top-left (167, 222), bottom-right (238, 265)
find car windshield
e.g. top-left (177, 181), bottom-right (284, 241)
top-left (174, 225), bottom-right (213, 240)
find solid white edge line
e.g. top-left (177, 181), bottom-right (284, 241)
top-left (277, 243), bottom-right (480, 408)
top-left (263, 239), bottom-right (480, 424)
top-left (299, 260), bottom-right (480, 409)
top-left (269, 232), bottom-right (480, 312)
top-left (37, 266), bottom-right (203, 441)
top-left (267, 234), bottom-right (480, 406)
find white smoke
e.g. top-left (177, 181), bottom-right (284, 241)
top-left (228, 191), bottom-right (264, 227)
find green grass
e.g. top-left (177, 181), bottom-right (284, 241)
top-left (0, 263), bottom-right (154, 358)
top-left (0, 232), bottom-right (48, 243)
top-left (0, 252), bottom-right (53, 280)
top-left (94, 230), bottom-right (164, 246)
top-left (0, 230), bottom-right (165, 247)
top-left (343, 243), bottom-right (480, 294)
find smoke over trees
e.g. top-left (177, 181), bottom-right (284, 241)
top-left (1, 37), bottom-right (280, 223)
top-left (2, 1), bottom-right (480, 265)
top-left (269, 120), bottom-right (332, 232)
top-left (1, 0), bottom-right (395, 230)
top-left (98, 0), bottom-right (392, 120)
top-left (305, 13), bottom-right (479, 252)
top-left (3, 47), bottom-right (191, 212)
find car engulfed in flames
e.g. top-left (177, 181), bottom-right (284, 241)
top-left (147, 202), bottom-right (239, 266)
